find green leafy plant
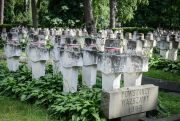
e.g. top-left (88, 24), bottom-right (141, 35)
top-left (149, 56), bottom-right (180, 74)
top-left (0, 62), bottom-right (105, 121)
top-left (0, 60), bottom-right (179, 120)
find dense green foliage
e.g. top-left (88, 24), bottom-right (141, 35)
top-left (149, 56), bottom-right (180, 74)
top-left (0, 61), bottom-right (179, 120)
top-left (3, 0), bottom-right (180, 29)
top-left (0, 24), bottom-right (15, 30)
top-left (116, 0), bottom-right (149, 24)
top-left (0, 62), bottom-right (105, 121)
top-left (0, 96), bottom-right (56, 121)
top-left (45, 0), bottom-right (84, 27)
top-left (3, 0), bottom-right (149, 28)
top-left (4, 0), bottom-right (32, 25)
top-left (128, 0), bottom-right (180, 28)
top-left (93, 0), bottom-right (109, 29)
top-left (113, 27), bottom-right (155, 33)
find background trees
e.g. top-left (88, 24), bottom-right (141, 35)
top-left (84, 0), bottom-right (95, 34)
top-left (31, 0), bottom-right (38, 27)
top-left (93, 0), bottom-right (109, 29)
top-left (109, 0), bottom-right (116, 28)
top-left (0, 0), bottom-right (4, 24)
top-left (47, 0), bottom-right (84, 27)
top-left (127, 0), bottom-right (180, 29)
top-left (1, 0), bottom-right (180, 29)
top-left (4, 0), bottom-right (31, 25)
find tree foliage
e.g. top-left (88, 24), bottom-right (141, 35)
top-left (127, 0), bottom-right (180, 28)
top-left (4, 0), bottom-right (31, 25)
top-left (93, 0), bottom-right (109, 29)
top-left (116, 0), bottom-right (149, 23)
top-left (2, 0), bottom-right (180, 29)
top-left (46, 0), bottom-right (84, 27)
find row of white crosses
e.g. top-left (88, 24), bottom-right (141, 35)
top-left (4, 28), bottom-right (22, 71)
top-left (59, 30), bottom-right (157, 92)
top-left (2, 27), bottom-right (157, 90)
top-left (2, 27), bottom-right (160, 120)
top-left (3, 28), bottom-right (172, 92)
top-left (98, 31), bottom-right (153, 92)
top-left (156, 30), bottom-right (180, 61)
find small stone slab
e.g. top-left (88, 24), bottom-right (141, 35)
top-left (101, 84), bottom-right (158, 119)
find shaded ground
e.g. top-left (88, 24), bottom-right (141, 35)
top-left (144, 69), bottom-right (180, 82)
top-left (0, 96), bottom-right (56, 121)
top-left (155, 91), bottom-right (180, 118)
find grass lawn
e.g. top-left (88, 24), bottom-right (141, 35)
top-left (0, 96), bottom-right (56, 121)
top-left (157, 91), bottom-right (180, 118)
top-left (0, 49), bottom-right (4, 55)
top-left (177, 55), bottom-right (180, 61)
top-left (144, 69), bottom-right (180, 82)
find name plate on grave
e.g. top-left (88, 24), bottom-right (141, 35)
top-left (101, 84), bottom-right (158, 119)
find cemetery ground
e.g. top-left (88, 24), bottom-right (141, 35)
top-left (0, 57), bottom-right (180, 120)
top-left (0, 27), bottom-right (180, 120)
top-left (0, 96), bottom-right (56, 121)
top-left (144, 69), bottom-right (180, 82)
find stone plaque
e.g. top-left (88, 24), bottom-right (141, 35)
top-left (101, 84), bottom-right (158, 119)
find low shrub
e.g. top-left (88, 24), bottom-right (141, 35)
top-left (113, 27), bottom-right (155, 34)
top-left (149, 56), bottom-right (180, 74)
top-left (0, 61), bottom-right (178, 120)
top-left (0, 63), bottom-right (105, 121)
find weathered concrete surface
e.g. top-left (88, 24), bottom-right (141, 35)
top-left (101, 84), bottom-right (158, 119)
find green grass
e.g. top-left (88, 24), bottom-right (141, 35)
top-left (0, 96), bottom-right (57, 121)
top-left (158, 91), bottom-right (180, 117)
top-left (144, 69), bottom-right (180, 82)
top-left (0, 49), bottom-right (4, 56)
top-left (177, 55), bottom-right (180, 61)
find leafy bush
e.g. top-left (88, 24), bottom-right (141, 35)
top-left (0, 24), bottom-right (15, 31)
top-left (0, 63), bottom-right (105, 121)
top-left (149, 56), bottom-right (180, 74)
top-left (113, 27), bottom-right (155, 34)
top-left (46, 0), bottom-right (84, 28)
top-left (0, 61), bottom-right (178, 120)
top-left (0, 37), bottom-right (5, 48)
top-left (50, 87), bottom-right (104, 121)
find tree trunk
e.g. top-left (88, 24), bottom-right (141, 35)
top-left (0, 0), bottom-right (4, 24)
top-left (31, 0), bottom-right (38, 27)
top-left (24, 0), bottom-right (29, 12)
top-left (84, 0), bottom-right (96, 35)
top-left (109, 0), bottom-right (116, 28)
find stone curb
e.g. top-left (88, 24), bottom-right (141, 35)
top-left (142, 76), bottom-right (180, 93)
top-left (139, 114), bottom-right (180, 121)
